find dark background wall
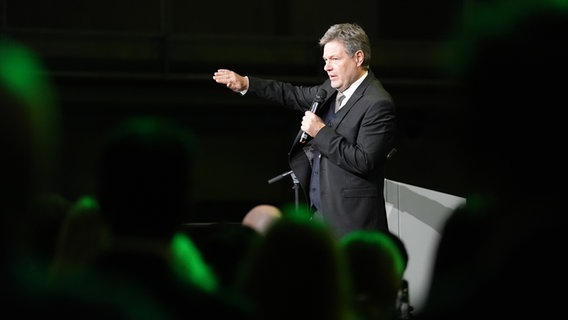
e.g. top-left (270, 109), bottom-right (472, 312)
top-left (1, 0), bottom-right (468, 221)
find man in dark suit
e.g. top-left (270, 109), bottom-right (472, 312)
top-left (213, 23), bottom-right (397, 238)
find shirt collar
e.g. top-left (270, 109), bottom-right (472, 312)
top-left (338, 71), bottom-right (368, 103)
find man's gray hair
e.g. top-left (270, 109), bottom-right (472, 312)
top-left (319, 23), bottom-right (371, 69)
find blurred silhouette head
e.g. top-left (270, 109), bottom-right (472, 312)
top-left (178, 222), bottom-right (259, 291)
top-left (417, 2), bottom-right (568, 319)
top-left (237, 209), bottom-right (353, 320)
top-left (50, 195), bottom-right (108, 279)
top-left (447, 0), bottom-right (568, 196)
top-left (340, 230), bottom-right (406, 320)
top-left (0, 37), bottom-right (60, 257)
top-left (97, 116), bottom-right (197, 241)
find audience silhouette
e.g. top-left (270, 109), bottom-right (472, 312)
top-left (1, 36), bottom-right (61, 314)
top-left (180, 204), bottom-right (282, 293)
top-left (49, 195), bottom-right (108, 280)
top-left (236, 208), bottom-right (355, 320)
top-left (0, 36), bottom-right (160, 319)
top-left (415, 1), bottom-right (568, 319)
top-left (0, 36), bottom-right (61, 272)
top-left (89, 115), bottom-right (255, 319)
top-left (340, 230), bottom-right (407, 320)
top-left (182, 221), bottom-right (261, 291)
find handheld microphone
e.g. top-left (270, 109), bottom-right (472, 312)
top-left (299, 89), bottom-right (327, 144)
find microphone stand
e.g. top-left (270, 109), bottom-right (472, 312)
top-left (268, 170), bottom-right (300, 210)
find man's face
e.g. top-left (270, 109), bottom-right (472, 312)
top-left (322, 40), bottom-right (362, 92)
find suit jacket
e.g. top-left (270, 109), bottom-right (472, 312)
top-left (247, 70), bottom-right (396, 237)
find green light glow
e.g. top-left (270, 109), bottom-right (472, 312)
top-left (170, 232), bottom-right (218, 293)
top-left (0, 37), bottom-right (55, 110)
top-left (281, 202), bottom-right (313, 222)
top-left (69, 195), bottom-right (101, 216)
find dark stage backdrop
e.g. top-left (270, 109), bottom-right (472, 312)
top-left (1, 0), bottom-right (467, 222)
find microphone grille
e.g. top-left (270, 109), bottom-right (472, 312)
top-left (315, 89), bottom-right (327, 102)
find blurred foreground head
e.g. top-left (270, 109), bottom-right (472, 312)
top-left (340, 230), bottom-right (407, 320)
top-left (97, 116), bottom-right (198, 240)
top-left (238, 209), bottom-right (353, 320)
top-left (447, 0), bottom-right (568, 197)
top-left (417, 3), bottom-right (568, 319)
top-left (0, 37), bottom-right (60, 255)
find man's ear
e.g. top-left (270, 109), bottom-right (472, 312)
top-left (355, 50), bottom-right (364, 66)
